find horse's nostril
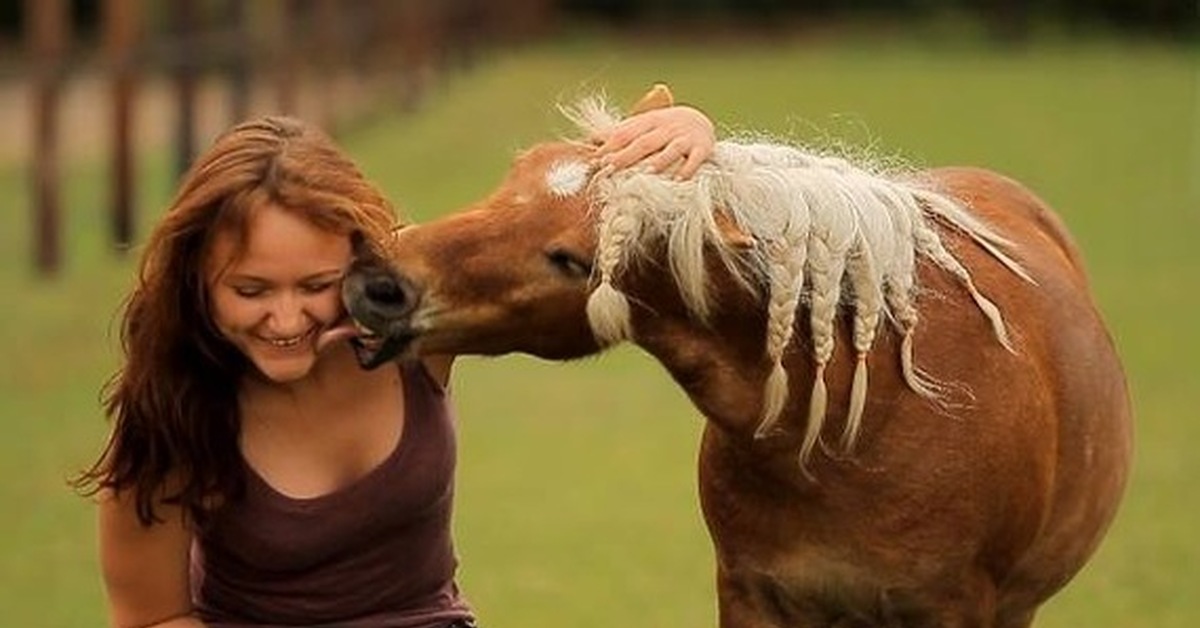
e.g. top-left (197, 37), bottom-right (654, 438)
top-left (364, 274), bottom-right (406, 308)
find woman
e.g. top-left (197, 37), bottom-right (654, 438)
top-left (74, 102), bottom-right (715, 627)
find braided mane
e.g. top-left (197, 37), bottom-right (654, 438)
top-left (564, 97), bottom-right (1032, 464)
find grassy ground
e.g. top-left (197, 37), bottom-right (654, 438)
top-left (1, 31), bottom-right (1196, 626)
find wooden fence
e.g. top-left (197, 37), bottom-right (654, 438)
top-left (23, 0), bottom-right (554, 275)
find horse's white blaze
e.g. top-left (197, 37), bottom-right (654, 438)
top-left (545, 160), bottom-right (591, 198)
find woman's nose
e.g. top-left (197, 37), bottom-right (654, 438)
top-left (266, 293), bottom-right (309, 334)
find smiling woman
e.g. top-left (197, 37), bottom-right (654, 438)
top-left (69, 96), bottom-right (718, 628)
top-left (69, 115), bottom-right (486, 628)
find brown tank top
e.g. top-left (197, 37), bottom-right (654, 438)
top-left (191, 361), bottom-right (473, 627)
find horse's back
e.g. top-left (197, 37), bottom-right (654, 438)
top-left (929, 167), bottom-right (1090, 288)
top-left (929, 166), bottom-right (1133, 618)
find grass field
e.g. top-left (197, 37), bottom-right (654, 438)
top-left (2, 30), bottom-right (1196, 627)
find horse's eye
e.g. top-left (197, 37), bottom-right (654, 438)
top-left (546, 248), bottom-right (592, 279)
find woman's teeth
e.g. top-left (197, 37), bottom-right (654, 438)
top-left (268, 335), bottom-right (305, 348)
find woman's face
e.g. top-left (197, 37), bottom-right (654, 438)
top-left (206, 201), bottom-right (352, 384)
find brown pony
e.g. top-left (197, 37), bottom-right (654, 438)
top-left (343, 91), bottom-right (1132, 628)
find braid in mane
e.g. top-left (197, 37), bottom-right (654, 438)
top-left (586, 191), bottom-right (641, 345)
top-left (802, 200), bottom-right (854, 464)
top-left (843, 243), bottom-right (883, 452)
top-left (755, 228), bottom-right (808, 439)
top-left (910, 196), bottom-right (1015, 352)
top-left (871, 186), bottom-right (943, 398)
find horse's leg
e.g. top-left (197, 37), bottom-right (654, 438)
top-left (994, 612), bottom-right (1036, 628)
top-left (992, 601), bottom-right (1037, 628)
top-left (716, 566), bottom-right (827, 628)
top-left (716, 566), bottom-right (782, 628)
top-left (919, 571), bottom-right (1002, 628)
top-left (715, 566), bottom-right (916, 628)
top-left (717, 561), bottom-right (1010, 628)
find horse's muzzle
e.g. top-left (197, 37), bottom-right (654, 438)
top-left (342, 259), bottom-right (419, 368)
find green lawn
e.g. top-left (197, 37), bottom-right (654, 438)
top-left (2, 31), bottom-right (1196, 627)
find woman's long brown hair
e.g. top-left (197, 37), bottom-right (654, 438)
top-left (72, 116), bottom-right (398, 526)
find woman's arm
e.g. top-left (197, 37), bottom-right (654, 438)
top-left (592, 104), bottom-right (716, 180)
top-left (98, 489), bottom-right (205, 628)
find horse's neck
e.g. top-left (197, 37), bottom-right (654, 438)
top-left (633, 307), bottom-right (781, 437)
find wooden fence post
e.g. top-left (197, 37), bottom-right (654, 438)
top-left (273, 0), bottom-right (301, 115)
top-left (173, 0), bottom-right (199, 178)
top-left (223, 0), bottom-right (251, 124)
top-left (314, 0), bottom-right (340, 131)
top-left (26, 0), bottom-right (69, 275)
top-left (105, 0), bottom-right (138, 250)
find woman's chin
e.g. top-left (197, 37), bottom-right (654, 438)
top-left (249, 353), bottom-right (317, 384)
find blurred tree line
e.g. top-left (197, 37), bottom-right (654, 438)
top-left (0, 0), bottom-right (1194, 46)
top-left (563, 0), bottom-right (1195, 38)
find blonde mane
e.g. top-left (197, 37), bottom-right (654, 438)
top-left (564, 97), bottom-right (1033, 465)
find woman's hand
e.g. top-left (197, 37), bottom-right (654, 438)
top-left (593, 105), bottom-right (716, 180)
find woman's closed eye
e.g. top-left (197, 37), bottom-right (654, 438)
top-left (232, 285), bottom-right (267, 298)
top-left (300, 280), bottom-right (338, 295)
top-left (226, 276), bottom-right (338, 298)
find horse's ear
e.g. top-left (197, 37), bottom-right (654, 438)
top-left (715, 208), bottom-right (754, 249)
top-left (629, 83), bottom-right (674, 115)
top-left (350, 230), bottom-right (370, 257)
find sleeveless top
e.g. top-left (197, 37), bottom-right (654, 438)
top-left (190, 361), bottom-right (474, 627)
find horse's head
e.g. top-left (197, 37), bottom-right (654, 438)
top-left (343, 140), bottom-right (614, 366)
top-left (343, 86), bottom-right (758, 371)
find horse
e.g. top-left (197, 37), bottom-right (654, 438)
top-left (342, 89), bottom-right (1133, 628)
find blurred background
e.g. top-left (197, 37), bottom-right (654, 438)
top-left (1, 1), bottom-right (1196, 626)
